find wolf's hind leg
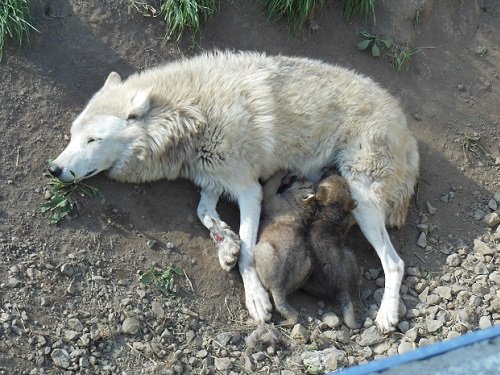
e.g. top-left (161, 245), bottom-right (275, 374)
top-left (197, 188), bottom-right (240, 271)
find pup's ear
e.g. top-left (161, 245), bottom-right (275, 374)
top-left (302, 193), bottom-right (316, 207)
top-left (315, 185), bottom-right (327, 204)
top-left (104, 72), bottom-right (122, 88)
top-left (345, 199), bottom-right (358, 211)
top-left (127, 89), bottom-right (152, 120)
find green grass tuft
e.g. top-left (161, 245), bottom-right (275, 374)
top-left (343, 0), bottom-right (376, 21)
top-left (0, 0), bottom-right (38, 60)
top-left (130, 0), bottom-right (217, 42)
top-left (391, 44), bottom-right (419, 72)
top-left (262, 0), bottom-right (324, 31)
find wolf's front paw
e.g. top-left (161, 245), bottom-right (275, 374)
top-left (375, 296), bottom-right (399, 332)
top-left (211, 223), bottom-right (240, 272)
top-left (244, 274), bottom-right (273, 322)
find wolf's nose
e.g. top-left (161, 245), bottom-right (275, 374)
top-left (48, 164), bottom-right (62, 178)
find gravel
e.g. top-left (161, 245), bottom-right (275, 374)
top-left (1, 195), bottom-right (499, 374)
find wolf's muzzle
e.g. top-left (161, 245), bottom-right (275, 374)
top-left (48, 164), bottom-right (62, 178)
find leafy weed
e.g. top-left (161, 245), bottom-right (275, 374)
top-left (356, 31), bottom-right (392, 58)
top-left (40, 170), bottom-right (104, 224)
top-left (138, 266), bottom-right (184, 296)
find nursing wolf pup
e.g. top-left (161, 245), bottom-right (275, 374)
top-left (48, 51), bottom-right (419, 330)
top-left (254, 173), bottom-right (317, 325)
top-left (303, 174), bottom-right (361, 329)
top-left (255, 174), bottom-right (361, 328)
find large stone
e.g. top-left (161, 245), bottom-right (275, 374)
top-left (474, 239), bottom-right (494, 256)
top-left (446, 254), bottom-right (461, 267)
top-left (426, 318), bottom-right (444, 333)
top-left (435, 286), bottom-right (452, 300)
top-left (483, 212), bottom-right (500, 227)
top-left (122, 317), bottom-right (141, 335)
top-left (51, 348), bottom-right (70, 369)
top-left (291, 324), bottom-right (309, 343)
top-left (357, 325), bottom-right (383, 346)
top-left (214, 357), bottom-right (232, 371)
top-left (322, 312), bottom-right (340, 329)
top-left (489, 271), bottom-right (500, 286)
top-left (67, 318), bottom-right (84, 332)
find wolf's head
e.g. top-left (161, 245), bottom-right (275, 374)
top-left (315, 175), bottom-right (357, 227)
top-left (49, 71), bottom-right (201, 183)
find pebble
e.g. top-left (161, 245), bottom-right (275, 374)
top-left (473, 239), bottom-right (494, 256)
top-left (214, 357), bottom-right (231, 371)
top-left (483, 212), bottom-right (500, 227)
top-left (67, 318), bottom-right (83, 332)
top-left (426, 201), bottom-right (437, 215)
top-left (291, 324), bottom-right (309, 343)
top-left (60, 263), bottom-right (75, 277)
top-left (488, 272), bottom-right (500, 286)
top-left (488, 199), bottom-right (498, 211)
top-left (122, 317), bottom-right (141, 335)
top-left (417, 233), bottom-right (427, 248)
top-left (51, 348), bottom-right (70, 369)
top-left (398, 341), bottom-right (415, 354)
top-left (446, 254), bottom-right (461, 267)
top-left (357, 326), bottom-right (383, 346)
top-left (479, 315), bottom-right (492, 329)
top-left (435, 286), bottom-right (452, 300)
top-left (152, 301), bottom-right (165, 318)
top-left (322, 312), bottom-right (340, 329)
top-left (426, 318), bottom-right (444, 333)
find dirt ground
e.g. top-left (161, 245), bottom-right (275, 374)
top-left (0, 0), bottom-right (499, 374)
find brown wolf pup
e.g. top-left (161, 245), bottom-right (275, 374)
top-left (254, 173), bottom-right (317, 325)
top-left (255, 173), bottom-right (360, 327)
top-left (303, 175), bottom-right (361, 329)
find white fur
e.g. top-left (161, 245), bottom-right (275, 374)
top-left (50, 51), bottom-right (419, 330)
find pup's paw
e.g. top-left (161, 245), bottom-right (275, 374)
top-left (244, 275), bottom-right (273, 322)
top-left (211, 223), bottom-right (241, 272)
top-left (375, 298), bottom-right (399, 332)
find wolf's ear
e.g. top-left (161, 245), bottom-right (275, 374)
top-left (302, 193), bottom-right (316, 207)
top-left (127, 89), bottom-right (152, 120)
top-left (315, 185), bottom-right (327, 204)
top-left (345, 199), bottom-right (358, 212)
top-left (104, 72), bottom-right (122, 88)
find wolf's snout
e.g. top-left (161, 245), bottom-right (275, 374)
top-left (48, 164), bottom-right (62, 178)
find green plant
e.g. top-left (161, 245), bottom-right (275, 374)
top-left (262, 0), bottom-right (324, 31)
top-left (391, 44), bottom-right (419, 72)
top-left (356, 31), bottom-right (392, 57)
top-left (138, 266), bottom-right (184, 295)
top-left (0, 0), bottom-right (38, 60)
top-left (305, 364), bottom-right (325, 375)
top-left (343, 0), bottom-right (376, 21)
top-left (130, 0), bottom-right (217, 42)
top-left (40, 171), bottom-right (104, 224)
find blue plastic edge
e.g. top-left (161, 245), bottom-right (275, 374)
top-left (333, 325), bottom-right (500, 375)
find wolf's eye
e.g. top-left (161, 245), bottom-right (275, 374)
top-left (87, 138), bottom-right (100, 144)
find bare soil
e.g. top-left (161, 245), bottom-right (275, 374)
top-left (0, 0), bottom-right (499, 374)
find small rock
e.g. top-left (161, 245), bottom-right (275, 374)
top-left (457, 84), bottom-right (466, 92)
top-left (447, 331), bottom-right (461, 340)
top-left (494, 193), bottom-right (500, 203)
top-left (152, 301), bottom-right (165, 318)
top-left (122, 317), bottom-right (141, 335)
top-left (397, 320), bottom-right (410, 333)
top-left (435, 286), bottom-right (452, 300)
top-left (417, 233), bottom-right (427, 248)
top-left (488, 272), bottom-right (500, 286)
top-left (488, 199), bottom-right (498, 211)
top-left (426, 294), bottom-right (441, 305)
top-left (7, 277), bottom-right (21, 288)
top-left (357, 325), bottom-right (383, 346)
top-left (51, 348), bottom-right (70, 369)
top-left (214, 357), bottom-right (231, 371)
top-left (406, 309), bottom-right (420, 319)
top-left (398, 340), bottom-right (415, 354)
top-left (426, 201), bottom-right (437, 215)
top-left (322, 312), bottom-right (340, 329)
top-left (483, 212), bottom-right (500, 228)
top-left (479, 315), bottom-right (492, 329)
top-left (60, 264), bottom-right (75, 277)
top-left (405, 327), bottom-right (418, 342)
top-left (474, 262), bottom-right (489, 275)
top-left (67, 318), bottom-right (83, 332)
top-left (417, 224), bottom-right (429, 233)
top-left (291, 324), bottom-right (309, 342)
top-left (426, 318), bottom-right (444, 333)
top-left (474, 209), bottom-right (486, 221)
top-left (196, 350), bottom-right (208, 358)
top-left (474, 239), bottom-right (494, 256)
top-left (446, 254), bottom-right (461, 267)
top-left (63, 330), bottom-right (79, 341)
top-left (79, 355), bottom-right (90, 368)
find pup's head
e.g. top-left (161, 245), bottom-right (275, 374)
top-left (315, 175), bottom-right (357, 221)
top-left (278, 175), bottom-right (316, 213)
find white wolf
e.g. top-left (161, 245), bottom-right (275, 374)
top-left (49, 51), bottom-right (419, 331)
